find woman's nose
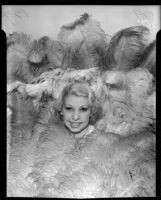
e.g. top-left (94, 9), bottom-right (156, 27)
top-left (72, 111), bottom-right (80, 121)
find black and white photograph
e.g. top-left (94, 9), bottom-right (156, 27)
top-left (4, 5), bottom-right (159, 197)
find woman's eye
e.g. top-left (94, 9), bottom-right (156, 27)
top-left (80, 107), bottom-right (88, 112)
top-left (65, 107), bottom-right (72, 111)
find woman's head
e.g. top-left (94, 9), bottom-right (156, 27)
top-left (55, 81), bottom-right (102, 133)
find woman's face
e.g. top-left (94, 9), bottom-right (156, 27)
top-left (62, 94), bottom-right (91, 134)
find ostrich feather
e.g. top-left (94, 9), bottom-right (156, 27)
top-left (7, 33), bottom-right (64, 83)
top-left (63, 42), bottom-right (98, 69)
top-left (7, 32), bottom-right (18, 48)
top-left (7, 32), bottom-right (36, 83)
top-left (131, 40), bottom-right (156, 78)
top-left (28, 36), bottom-right (65, 68)
top-left (58, 13), bottom-right (108, 48)
top-left (58, 13), bottom-right (108, 69)
top-left (96, 68), bottom-right (155, 136)
top-left (105, 26), bottom-right (150, 71)
top-left (126, 68), bottom-right (154, 111)
top-left (7, 32), bottom-right (33, 50)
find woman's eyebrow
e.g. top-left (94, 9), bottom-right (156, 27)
top-left (64, 104), bottom-right (72, 107)
top-left (80, 105), bottom-right (89, 108)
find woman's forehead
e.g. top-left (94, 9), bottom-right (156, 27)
top-left (64, 94), bottom-right (89, 106)
top-left (71, 83), bottom-right (89, 94)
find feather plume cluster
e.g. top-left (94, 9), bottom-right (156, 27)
top-left (7, 66), bottom-right (155, 136)
top-left (97, 68), bottom-right (155, 136)
top-left (7, 33), bottom-right (66, 83)
top-left (7, 13), bottom-right (156, 197)
top-left (7, 68), bottom-right (103, 111)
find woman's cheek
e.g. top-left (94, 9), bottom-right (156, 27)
top-left (63, 112), bottom-right (72, 121)
top-left (84, 111), bottom-right (90, 121)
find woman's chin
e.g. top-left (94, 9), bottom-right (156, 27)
top-left (65, 124), bottom-right (87, 134)
top-left (68, 127), bottom-right (83, 134)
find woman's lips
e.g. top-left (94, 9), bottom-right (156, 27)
top-left (70, 122), bottom-right (82, 128)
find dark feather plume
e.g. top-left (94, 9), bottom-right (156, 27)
top-left (105, 26), bottom-right (150, 71)
top-left (130, 40), bottom-right (156, 78)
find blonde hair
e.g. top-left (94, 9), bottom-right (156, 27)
top-left (54, 81), bottom-right (102, 125)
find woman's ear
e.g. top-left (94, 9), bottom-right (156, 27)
top-left (60, 111), bottom-right (64, 121)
